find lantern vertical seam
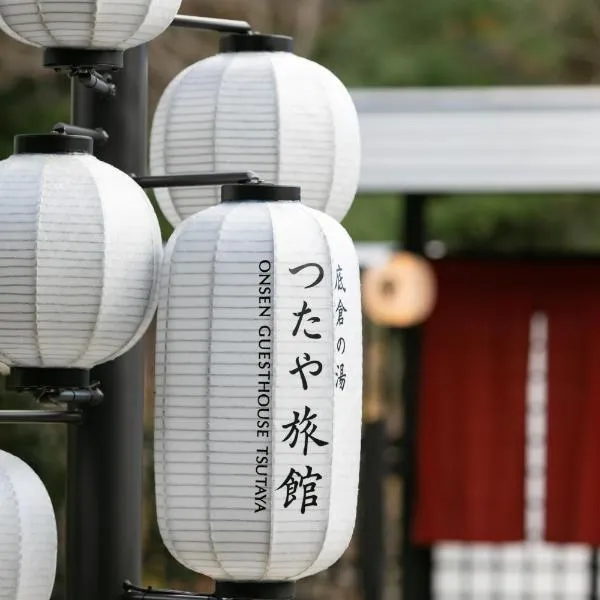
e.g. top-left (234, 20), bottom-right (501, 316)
top-left (100, 184), bottom-right (162, 363)
top-left (210, 57), bottom-right (235, 209)
top-left (33, 157), bottom-right (46, 367)
top-left (157, 67), bottom-right (189, 226)
top-left (69, 157), bottom-right (105, 367)
top-left (5, 465), bottom-right (22, 600)
top-left (0, 158), bottom-right (30, 367)
top-left (0, 11), bottom-right (28, 45)
top-left (90, 0), bottom-right (99, 46)
top-left (270, 55), bottom-right (282, 185)
top-left (206, 205), bottom-right (239, 580)
top-left (33, 0), bottom-right (59, 46)
top-left (262, 202), bottom-right (277, 580)
top-left (123, 0), bottom-right (155, 50)
top-left (314, 70), bottom-right (337, 217)
top-left (158, 228), bottom-right (176, 560)
top-left (297, 207), bottom-right (336, 579)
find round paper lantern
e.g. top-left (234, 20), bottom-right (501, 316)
top-left (362, 252), bottom-right (437, 327)
top-left (150, 34), bottom-right (361, 226)
top-left (0, 0), bottom-right (181, 50)
top-left (155, 183), bottom-right (362, 584)
top-left (0, 450), bottom-right (57, 600)
top-left (0, 134), bottom-right (162, 370)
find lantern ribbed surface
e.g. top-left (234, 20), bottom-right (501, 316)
top-left (0, 450), bottom-right (57, 600)
top-left (150, 51), bottom-right (361, 226)
top-left (0, 0), bottom-right (181, 50)
top-left (0, 152), bottom-right (162, 369)
top-left (155, 199), bottom-right (362, 581)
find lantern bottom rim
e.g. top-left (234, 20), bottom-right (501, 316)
top-left (43, 47), bottom-right (124, 71)
top-left (7, 367), bottom-right (91, 391)
top-left (214, 580), bottom-right (296, 600)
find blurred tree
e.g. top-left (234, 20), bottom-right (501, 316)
top-left (317, 0), bottom-right (600, 253)
top-left (4, 0), bottom-right (600, 597)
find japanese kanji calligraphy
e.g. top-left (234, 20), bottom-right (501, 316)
top-left (334, 263), bottom-right (349, 392)
top-left (277, 466), bottom-right (323, 514)
top-left (282, 406), bottom-right (329, 456)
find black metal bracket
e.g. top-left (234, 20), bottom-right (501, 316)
top-left (122, 581), bottom-right (296, 600)
top-left (0, 366), bottom-right (103, 425)
top-left (32, 383), bottom-right (104, 406)
top-left (71, 69), bottom-right (116, 97)
top-left (133, 172), bottom-right (261, 189)
top-left (0, 392), bottom-right (100, 425)
top-left (40, 129), bottom-right (260, 187)
top-left (0, 382), bottom-right (103, 425)
top-left (122, 581), bottom-right (212, 600)
top-left (170, 15), bottom-right (252, 34)
top-left (43, 16), bottom-right (252, 99)
top-left (52, 122), bottom-right (109, 145)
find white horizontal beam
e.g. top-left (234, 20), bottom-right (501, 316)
top-left (352, 87), bottom-right (600, 194)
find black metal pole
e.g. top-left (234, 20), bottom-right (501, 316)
top-left (399, 194), bottom-right (432, 600)
top-left (358, 419), bottom-right (386, 600)
top-left (0, 410), bottom-right (82, 424)
top-left (67, 45), bottom-right (149, 600)
top-left (590, 549), bottom-right (598, 600)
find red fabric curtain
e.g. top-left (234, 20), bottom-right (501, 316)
top-left (544, 264), bottom-right (600, 543)
top-left (413, 261), bottom-right (533, 543)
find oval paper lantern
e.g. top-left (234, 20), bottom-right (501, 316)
top-left (0, 134), bottom-right (162, 370)
top-left (362, 252), bottom-right (437, 327)
top-left (0, 450), bottom-right (57, 600)
top-left (0, 0), bottom-right (181, 50)
top-left (150, 34), bottom-right (361, 226)
top-left (155, 184), bottom-right (362, 583)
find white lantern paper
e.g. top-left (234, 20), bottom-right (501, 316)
top-left (155, 184), bottom-right (362, 581)
top-left (0, 450), bottom-right (57, 600)
top-left (0, 0), bottom-right (181, 50)
top-left (0, 134), bottom-right (162, 370)
top-left (150, 34), bottom-right (361, 226)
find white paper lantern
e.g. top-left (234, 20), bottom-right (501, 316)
top-left (155, 184), bottom-right (363, 583)
top-left (150, 34), bottom-right (361, 226)
top-left (0, 134), bottom-right (162, 370)
top-left (0, 0), bottom-right (181, 50)
top-left (0, 450), bottom-right (57, 600)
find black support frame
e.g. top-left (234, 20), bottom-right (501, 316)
top-left (67, 45), bottom-right (150, 600)
top-left (399, 195), bottom-right (433, 600)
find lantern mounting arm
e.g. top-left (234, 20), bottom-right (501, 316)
top-left (0, 370), bottom-right (104, 424)
top-left (52, 122), bottom-right (109, 145)
top-left (170, 14), bottom-right (253, 34)
top-left (71, 68), bottom-right (117, 97)
top-left (132, 171), bottom-right (262, 189)
top-left (0, 409), bottom-right (82, 424)
top-left (122, 581), bottom-right (296, 600)
top-left (123, 581), bottom-right (213, 600)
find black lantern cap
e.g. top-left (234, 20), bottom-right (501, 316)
top-left (214, 581), bottom-right (296, 600)
top-left (219, 33), bottom-right (293, 53)
top-left (221, 183), bottom-right (301, 203)
top-left (43, 47), bottom-right (124, 70)
top-left (14, 134), bottom-right (93, 155)
top-left (7, 367), bottom-right (91, 390)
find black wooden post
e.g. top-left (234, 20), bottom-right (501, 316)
top-left (399, 194), bottom-right (432, 600)
top-left (590, 549), bottom-right (598, 600)
top-left (66, 45), bottom-right (149, 600)
top-left (358, 349), bottom-right (386, 600)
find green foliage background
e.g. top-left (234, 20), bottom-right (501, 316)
top-left (3, 0), bottom-right (600, 596)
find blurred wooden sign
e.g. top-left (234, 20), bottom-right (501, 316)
top-left (362, 252), bottom-right (437, 327)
